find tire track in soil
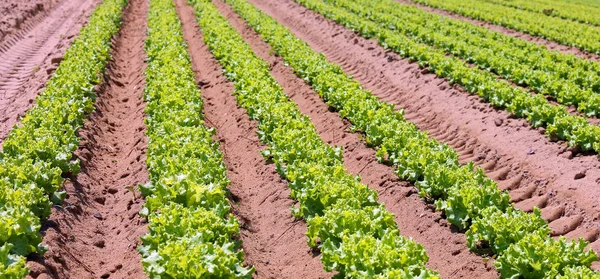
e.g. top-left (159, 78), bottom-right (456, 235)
top-left (395, 0), bottom-right (600, 62)
top-left (213, 1), bottom-right (498, 278)
top-left (245, 0), bottom-right (600, 267)
top-left (0, 0), bottom-right (100, 145)
top-left (26, 0), bottom-right (150, 278)
top-left (0, 0), bottom-right (62, 43)
top-left (174, 0), bottom-right (331, 278)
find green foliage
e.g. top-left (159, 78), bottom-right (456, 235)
top-left (306, 200), bottom-right (398, 248)
top-left (496, 233), bottom-right (599, 279)
top-left (414, 162), bottom-right (471, 200)
top-left (0, 178), bottom-right (49, 222)
top-left (466, 207), bottom-right (550, 254)
top-left (0, 158), bottom-right (62, 197)
top-left (0, 244), bottom-right (27, 279)
top-left (410, 0), bottom-right (600, 54)
top-left (320, 232), bottom-right (435, 278)
top-left (0, 204), bottom-right (42, 256)
top-left (138, 0), bottom-right (252, 277)
top-left (141, 237), bottom-right (251, 279)
top-left (139, 204), bottom-right (248, 279)
top-left (554, 266), bottom-right (600, 279)
top-left (434, 168), bottom-right (510, 230)
top-left (140, 126), bottom-right (231, 216)
top-left (306, 201), bottom-right (436, 277)
top-left (484, 0), bottom-right (600, 27)
top-left (288, 164), bottom-right (378, 218)
top-left (0, 0), bottom-right (126, 277)
top-left (141, 203), bottom-right (240, 252)
top-left (188, 0), bottom-right (439, 276)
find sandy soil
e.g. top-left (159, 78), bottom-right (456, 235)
top-left (26, 0), bottom-right (150, 277)
top-left (0, 0), bottom-right (100, 144)
top-left (174, 0), bottom-right (331, 278)
top-left (0, 0), bottom-right (62, 43)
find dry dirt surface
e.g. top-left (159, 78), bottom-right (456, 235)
top-left (0, 0), bottom-right (62, 42)
top-left (26, 0), bottom-right (150, 277)
top-left (0, 0), bottom-right (100, 144)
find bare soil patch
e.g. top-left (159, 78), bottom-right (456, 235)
top-left (0, 0), bottom-right (62, 42)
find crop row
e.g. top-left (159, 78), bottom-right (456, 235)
top-left (188, 0), bottom-right (441, 277)
top-left (296, 0), bottom-right (600, 154)
top-left (562, 0), bottom-right (600, 8)
top-left (327, 0), bottom-right (600, 117)
top-left (409, 0), bottom-right (600, 55)
top-left (137, 0), bottom-right (253, 277)
top-left (224, 0), bottom-right (600, 277)
top-left (482, 0), bottom-right (600, 26)
top-left (0, 0), bottom-right (127, 277)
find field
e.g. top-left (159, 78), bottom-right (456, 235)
top-left (0, 0), bottom-right (599, 278)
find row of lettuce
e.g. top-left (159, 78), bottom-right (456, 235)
top-left (136, 0), bottom-right (253, 277)
top-left (295, 0), bottom-right (600, 154)
top-left (0, 0), bottom-right (126, 277)
top-left (563, 0), bottom-right (600, 8)
top-left (481, 0), bottom-right (600, 26)
top-left (409, 0), bottom-right (600, 55)
top-left (187, 0), bottom-right (441, 277)
top-left (223, 0), bottom-right (600, 277)
top-left (328, 0), bottom-right (600, 118)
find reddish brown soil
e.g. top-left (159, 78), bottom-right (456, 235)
top-left (26, 0), bottom-right (150, 277)
top-left (213, 1), bottom-right (498, 277)
top-left (245, 0), bottom-right (600, 261)
top-left (0, 0), bottom-right (100, 144)
top-left (174, 0), bottom-right (330, 278)
top-left (0, 0), bottom-right (62, 42)
top-left (395, 0), bottom-right (600, 62)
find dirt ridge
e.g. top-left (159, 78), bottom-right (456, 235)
top-left (26, 0), bottom-right (150, 277)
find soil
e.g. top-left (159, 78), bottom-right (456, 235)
top-left (174, 0), bottom-right (331, 278)
top-left (25, 0), bottom-right (150, 277)
top-left (0, 0), bottom-right (100, 144)
top-left (0, 0), bottom-right (62, 43)
top-left (244, 0), bottom-right (600, 260)
top-left (212, 1), bottom-right (498, 277)
top-left (395, 0), bottom-right (600, 63)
